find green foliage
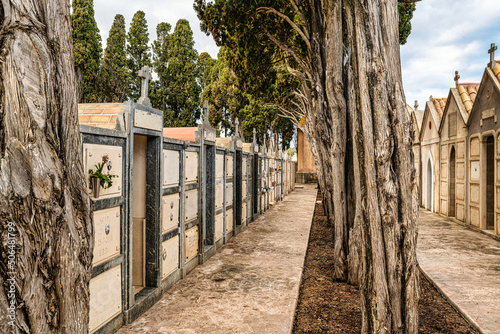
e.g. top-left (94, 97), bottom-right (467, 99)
top-left (151, 22), bottom-right (172, 111)
top-left (161, 19), bottom-right (201, 127)
top-left (88, 162), bottom-right (117, 189)
top-left (198, 52), bottom-right (216, 91)
top-left (127, 11), bottom-right (152, 101)
top-left (398, 2), bottom-right (416, 45)
top-left (100, 14), bottom-right (129, 102)
top-left (72, 0), bottom-right (102, 103)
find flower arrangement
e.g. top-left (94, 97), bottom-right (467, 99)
top-left (88, 155), bottom-right (118, 197)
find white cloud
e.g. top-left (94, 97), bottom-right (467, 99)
top-left (401, 0), bottom-right (500, 108)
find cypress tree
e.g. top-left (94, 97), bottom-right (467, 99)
top-left (163, 19), bottom-right (201, 127)
top-left (151, 22), bottom-right (172, 111)
top-left (72, 0), bottom-right (102, 103)
top-left (127, 11), bottom-right (152, 101)
top-left (100, 14), bottom-right (129, 102)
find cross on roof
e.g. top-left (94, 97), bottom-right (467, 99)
top-left (203, 100), bottom-right (210, 124)
top-left (138, 66), bottom-right (151, 107)
top-left (489, 43), bottom-right (497, 68)
top-left (253, 128), bottom-right (257, 144)
top-left (414, 100), bottom-right (419, 111)
top-left (454, 71), bottom-right (460, 87)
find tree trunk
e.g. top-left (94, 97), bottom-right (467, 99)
top-left (0, 1), bottom-right (93, 333)
top-left (302, 0), bottom-right (419, 332)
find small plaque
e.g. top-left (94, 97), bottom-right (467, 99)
top-left (185, 226), bottom-right (199, 262)
top-left (470, 161), bottom-right (480, 181)
top-left (134, 109), bottom-right (162, 131)
top-left (482, 108), bottom-right (495, 120)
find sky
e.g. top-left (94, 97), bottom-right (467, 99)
top-left (94, 0), bottom-right (500, 109)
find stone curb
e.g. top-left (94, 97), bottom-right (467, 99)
top-left (418, 266), bottom-right (484, 334)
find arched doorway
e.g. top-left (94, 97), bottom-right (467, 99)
top-left (449, 147), bottom-right (456, 217)
top-left (426, 156), bottom-right (433, 211)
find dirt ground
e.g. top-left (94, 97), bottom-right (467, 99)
top-left (292, 194), bottom-right (478, 334)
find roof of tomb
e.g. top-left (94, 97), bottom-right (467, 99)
top-left (432, 98), bottom-right (447, 120)
top-left (162, 127), bottom-right (198, 142)
top-left (493, 62), bottom-right (500, 82)
top-left (457, 83), bottom-right (480, 114)
top-left (78, 103), bottom-right (124, 129)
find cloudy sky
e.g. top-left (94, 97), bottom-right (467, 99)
top-left (94, 0), bottom-right (500, 108)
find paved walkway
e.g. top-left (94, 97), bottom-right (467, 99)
top-left (118, 185), bottom-right (317, 334)
top-left (418, 209), bottom-right (500, 334)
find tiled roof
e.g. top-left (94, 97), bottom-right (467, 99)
top-left (78, 103), bottom-right (124, 129)
top-left (457, 83), bottom-right (480, 114)
top-left (162, 127), bottom-right (198, 142)
top-left (432, 98), bottom-right (447, 121)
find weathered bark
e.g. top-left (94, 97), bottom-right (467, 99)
top-left (0, 1), bottom-right (92, 333)
top-left (280, 0), bottom-right (419, 332)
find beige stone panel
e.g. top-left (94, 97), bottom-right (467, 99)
top-left (215, 183), bottom-right (223, 210)
top-left (161, 236), bottom-right (179, 279)
top-left (470, 161), bottom-right (480, 181)
top-left (93, 206), bottom-right (121, 266)
top-left (162, 193), bottom-right (179, 233)
top-left (242, 181), bottom-right (247, 201)
top-left (456, 162), bottom-right (465, 180)
top-left (470, 137), bottom-right (480, 157)
top-left (441, 181), bottom-right (448, 197)
top-left (440, 200), bottom-right (448, 215)
top-left (441, 145), bottom-right (448, 160)
top-left (457, 141), bottom-right (465, 159)
top-left (225, 183), bottom-right (233, 205)
top-left (185, 226), bottom-right (199, 263)
top-left (456, 183), bottom-right (465, 201)
top-left (498, 134), bottom-right (500, 154)
top-left (89, 264), bottom-right (122, 333)
top-left (134, 109), bottom-right (163, 131)
top-left (497, 187), bottom-right (500, 209)
top-left (470, 184), bottom-right (480, 204)
top-left (185, 151), bottom-right (198, 184)
top-left (242, 157), bottom-right (247, 176)
top-left (441, 163), bottom-right (448, 178)
top-left (242, 202), bottom-right (247, 223)
top-left (184, 189), bottom-right (198, 222)
top-left (470, 206), bottom-right (480, 227)
top-left (215, 213), bottom-right (223, 242)
top-left (216, 154), bottom-right (224, 180)
top-left (497, 161), bottom-right (500, 181)
top-left (163, 150), bottom-right (180, 188)
top-left (84, 144), bottom-right (123, 199)
top-left (226, 155), bottom-right (234, 178)
top-left (226, 208), bottom-right (233, 233)
top-left (456, 203), bottom-right (465, 221)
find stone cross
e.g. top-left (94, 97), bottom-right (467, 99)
top-left (429, 95), bottom-right (433, 102)
top-left (489, 43), bottom-right (497, 68)
top-left (454, 71), bottom-right (460, 87)
top-left (138, 66), bottom-right (151, 107)
top-left (253, 128), bottom-right (257, 144)
top-left (414, 100), bottom-right (419, 111)
top-left (234, 117), bottom-right (240, 137)
top-left (203, 100), bottom-right (210, 124)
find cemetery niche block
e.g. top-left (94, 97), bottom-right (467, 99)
top-left (225, 183), bottom-right (233, 205)
top-left (93, 206), bottom-right (121, 266)
top-left (184, 189), bottom-right (198, 222)
top-left (162, 193), bottom-right (180, 233)
top-left (89, 264), bottom-right (122, 333)
top-left (185, 151), bottom-right (199, 184)
top-left (225, 208), bottom-right (234, 234)
top-left (216, 154), bottom-right (224, 179)
top-left (185, 226), bottom-right (199, 262)
top-left (215, 213), bottom-right (224, 242)
top-left (242, 202), bottom-right (247, 223)
top-left (226, 155), bottom-right (234, 178)
top-left (162, 236), bottom-right (179, 279)
top-left (84, 144), bottom-right (123, 199)
top-left (215, 182), bottom-right (224, 210)
top-left (242, 181), bottom-right (247, 200)
top-left (163, 149), bottom-right (180, 188)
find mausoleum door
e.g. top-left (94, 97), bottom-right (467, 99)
top-left (426, 159), bottom-right (433, 211)
top-left (449, 147), bottom-right (456, 217)
top-left (486, 136), bottom-right (495, 230)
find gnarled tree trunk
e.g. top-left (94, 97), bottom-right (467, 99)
top-left (0, 1), bottom-right (92, 333)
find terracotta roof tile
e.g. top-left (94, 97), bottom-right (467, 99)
top-left (493, 63), bottom-right (500, 83)
top-left (457, 83), bottom-right (480, 114)
top-left (78, 103), bottom-right (124, 129)
top-left (432, 98), bottom-right (447, 121)
top-left (162, 127), bottom-right (198, 142)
